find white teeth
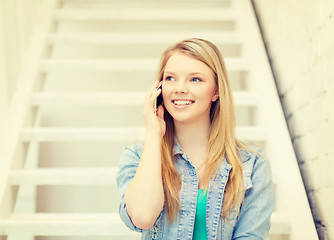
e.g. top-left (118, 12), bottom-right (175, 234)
top-left (174, 100), bottom-right (192, 105)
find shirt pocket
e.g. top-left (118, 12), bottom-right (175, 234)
top-left (218, 174), bottom-right (253, 239)
top-left (219, 208), bottom-right (239, 240)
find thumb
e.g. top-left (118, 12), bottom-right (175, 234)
top-left (156, 105), bottom-right (164, 120)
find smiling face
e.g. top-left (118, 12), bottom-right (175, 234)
top-left (162, 51), bottom-right (219, 126)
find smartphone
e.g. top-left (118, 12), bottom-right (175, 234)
top-left (155, 81), bottom-right (163, 113)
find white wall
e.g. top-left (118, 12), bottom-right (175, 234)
top-left (253, 1), bottom-right (334, 239)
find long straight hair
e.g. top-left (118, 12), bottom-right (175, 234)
top-left (158, 38), bottom-right (248, 223)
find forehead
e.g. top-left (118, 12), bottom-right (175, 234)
top-left (164, 52), bottom-right (214, 76)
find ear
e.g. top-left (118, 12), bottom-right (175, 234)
top-left (212, 89), bottom-right (219, 102)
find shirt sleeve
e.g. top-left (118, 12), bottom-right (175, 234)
top-left (232, 153), bottom-right (275, 239)
top-left (115, 143), bottom-right (143, 233)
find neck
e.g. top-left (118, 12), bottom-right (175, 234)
top-left (174, 117), bottom-right (211, 154)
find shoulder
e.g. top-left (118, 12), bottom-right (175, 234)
top-left (116, 142), bottom-right (144, 189)
top-left (119, 142), bottom-right (144, 166)
top-left (238, 145), bottom-right (263, 163)
top-left (237, 146), bottom-right (274, 203)
top-left (124, 142), bottom-right (144, 157)
top-left (238, 145), bottom-right (270, 176)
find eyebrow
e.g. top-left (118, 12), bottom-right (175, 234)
top-left (164, 71), bottom-right (208, 77)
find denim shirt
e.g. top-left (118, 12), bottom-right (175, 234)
top-left (116, 141), bottom-right (275, 240)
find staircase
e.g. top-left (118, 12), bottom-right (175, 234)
top-left (0, 0), bottom-right (318, 239)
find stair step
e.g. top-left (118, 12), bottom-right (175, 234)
top-left (20, 127), bottom-right (266, 142)
top-left (61, 5), bottom-right (230, 11)
top-left (30, 91), bottom-right (259, 106)
top-left (54, 8), bottom-right (237, 22)
top-left (39, 58), bottom-right (250, 72)
top-left (47, 32), bottom-right (242, 45)
top-left (0, 213), bottom-right (138, 236)
top-left (270, 213), bottom-right (290, 235)
top-left (9, 168), bottom-right (279, 186)
top-left (31, 92), bottom-right (147, 106)
top-left (21, 127), bottom-right (146, 142)
top-left (0, 212), bottom-right (288, 236)
top-left (60, 0), bottom-right (229, 5)
top-left (10, 168), bottom-right (117, 185)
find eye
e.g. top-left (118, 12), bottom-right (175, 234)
top-left (191, 77), bottom-right (202, 82)
top-left (165, 76), bottom-right (175, 81)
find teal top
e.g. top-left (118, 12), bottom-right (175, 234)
top-left (193, 189), bottom-right (208, 240)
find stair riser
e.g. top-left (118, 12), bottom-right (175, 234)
top-left (50, 43), bottom-right (242, 58)
top-left (61, 0), bottom-right (231, 9)
top-left (34, 105), bottom-right (256, 128)
top-left (54, 9), bottom-right (237, 22)
top-left (42, 71), bottom-right (249, 92)
top-left (56, 21), bottom-right (236, 33)
top-left (40, 58), bottom-right (250, 72)
top-left (20, 127), bottom-right (266, 142)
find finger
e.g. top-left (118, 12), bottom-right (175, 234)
top-left (156, 105), bottom-right (164, 119)
top-left (144, 84), bottom-right (161, 115)
top-left (150, 87), bottom-right (161, 100)
top-left (145, 81), bottom-right (160, 102)
top-left (149, 81), bottom-right (161, 95)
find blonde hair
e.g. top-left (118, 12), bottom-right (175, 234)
top-left (158, 38), bottom-right (249, 223)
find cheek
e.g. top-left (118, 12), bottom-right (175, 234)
top-left (162, 91), bottom-right (167, 103)
top-left (161, 86), bottom-right (171, 100)
top-left (198, 87), bottom-right (215, 99)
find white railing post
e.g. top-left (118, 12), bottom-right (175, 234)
top-left (0, 0), bottom-right (45, 128)
top-left (0, 0), bottom-right (57, 219)
top-left (0, 17), bottom-right (9, 128)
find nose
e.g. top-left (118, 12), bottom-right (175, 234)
top-left (175, 80), bottom-right (188, 94)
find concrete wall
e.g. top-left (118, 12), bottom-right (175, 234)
top-left (253, 1), bottom-right (334, 239)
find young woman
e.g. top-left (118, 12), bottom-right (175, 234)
top-left (116, 38), bottom-right (275, 240)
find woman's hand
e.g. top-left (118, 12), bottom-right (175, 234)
top-left (124, 81), bottom-right (166, 229)
top-left (142, 81), bottom-right (166, 137)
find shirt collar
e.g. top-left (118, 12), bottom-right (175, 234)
top-left (172, 136), bottom-right (183, 156)
top-left (238, 148), bottom-right (251, 162)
